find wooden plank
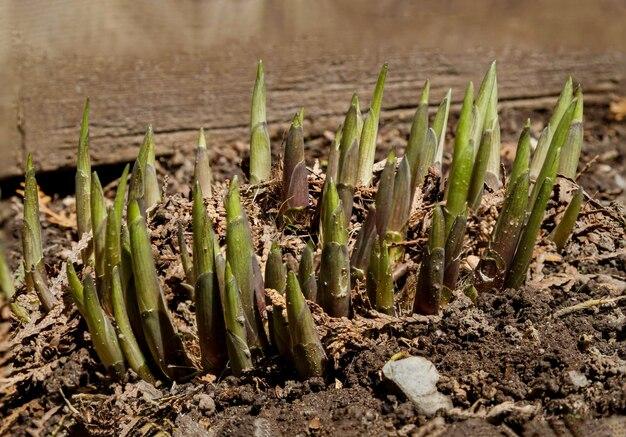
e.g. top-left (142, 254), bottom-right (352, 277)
top-left (16, 51), bottom-right (622, 175)
top-left (0, 1), bottom-right (24, 180)
top-left (1, 0), bottom-right (624, 178)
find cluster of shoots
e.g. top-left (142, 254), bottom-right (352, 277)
top-left (2, 61), bottom-right (586, 385)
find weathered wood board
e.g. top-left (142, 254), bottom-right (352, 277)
top-left (1, 0), bottom-right (624, 179)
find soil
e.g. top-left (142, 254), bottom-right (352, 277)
top-left (0, 103), bottom-right (625, 436)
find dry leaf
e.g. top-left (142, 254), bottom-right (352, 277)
top-left (610, 97), bottom-right (626, 121)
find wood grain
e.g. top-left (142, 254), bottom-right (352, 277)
top-left (1, 0), bottom-right (624, 178)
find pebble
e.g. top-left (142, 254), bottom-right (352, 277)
top-left (382, 356), bottom-right (452, 417)
top-left (308, 417), bottom-right (321, 430)
top-left (195, 393), bottom-right (216, 414)
top-left (136, 380), bottom-right (163, 401)
top-left (466, 255), bottom-right (480, 270)
top-left (567, 370), bottom-right (590, 388)
top-left (253, 418), bottom-right (274, 437)
top-left (173, 414), bottom-right (210, 437)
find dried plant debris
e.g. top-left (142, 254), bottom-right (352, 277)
top-left (1, 61), bottom-right (625, 436)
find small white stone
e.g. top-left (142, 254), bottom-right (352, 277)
top-left (383, 356), bottom-right (452, 416)
top-left (567, 370), bottom-right (589, 388)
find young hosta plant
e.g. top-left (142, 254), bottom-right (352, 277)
top-left (467, 128), bottom-right (495, 210)
top-left (364, 146), bottom-right (409, 267)
top-left (83, 276), bottom-right (126, 378)
top-left (128, 200), bottom-right (194, 380)
top-left (444, 82), bottom-right (474, 233)
top-left (406, 81), bottom-right (437, 197)
top-left (551, 187), bottom-right (584, 251)
top-left (374, 150), bottom-right (397, 237)
top-left (298, 242), bottom-right (317, 302)
top-left (530, 77), bottom-right (574, 181)
top-left (193, 128), bottom-right (213, 198)
top-left (68, 263), bottom-right (148, 382)
top-left (13, 61), bottom-right (588, 387)
top-left (412, 128), bottom-right (437, 198)
top-left (413, 205), bottom-right (445, 315)
top-left (472, 95), bottom-right (580, 293)
top-left (470, 61), bottom-right (498, 158)
top-left (505, 177), bottom-right (555, 289)
top-left (432, 89), bottom-right (452, 169)
top-left (286, 271), bottom-right (327, 378)
top-left (351, 205), bottom-right (377, 279)
top-left (366, 237), bottom-right (394, 315)
top-left (91, 172), bottom-right (108, 307)
top-left (22, 155), bottom-right (57, 312)
top-left (104, 204), bottom-right (122, 300)
top-left (405, 81), bottom-right (430, 175)
top-left (105, 164), bottom-right (130, 296)
top-left (442, 210), bottom-right (468, 291)
top-left (177, 222), bottom-right (194, 287)
top-left (223, 261), bottom-right (253, 375)
top-left (265, 243), bottom-right (291, 359)
top-left (265, 242), bottom-right (287, 295)
top-left (66, 263), bottom-right (85, 317)
top-left (0, 239), bottom-right (29, 322)
top-left (281, 109), bottom-right (308, 218)
top-left (484, 78), bottom-right (501, 189)
top-left (121, 222), bottom-right (146, 353)
top-left (474, 173), bottom-right (529, 292)
top-left (337, 94), bottom-right (361, 220)
top-left (558, 87), bottom-right (584, 179)
top-left (193, 183), bottom-right (227, 373)
top-left (225, 176), bottom-right (267, 349)
top-left (506, 121), bottom-right (531, 197)
top-left (129, 126), bottom-right (161, 215)
top-left (386, 157), bottom-right (411, 263)
top-left (318, 180), bottom-right (351, 317)
top-left (357, 63), bottom-right (388, 187)
top-left (249, 60), bottom-right (271, 184)
top-left (326, 123), bottom-right (343, 182)
top-left (75, 98), bottom-right (92, 249)
top-left (528, 95), bottom-right (579, 210)
top-left (110, 265), bottom-right (157, 383)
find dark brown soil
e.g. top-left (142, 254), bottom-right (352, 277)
top-left (0, 103), bottom-right (624, 436)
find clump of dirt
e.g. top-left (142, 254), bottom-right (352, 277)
top-left (0, 103), bottom-right (624, 435)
